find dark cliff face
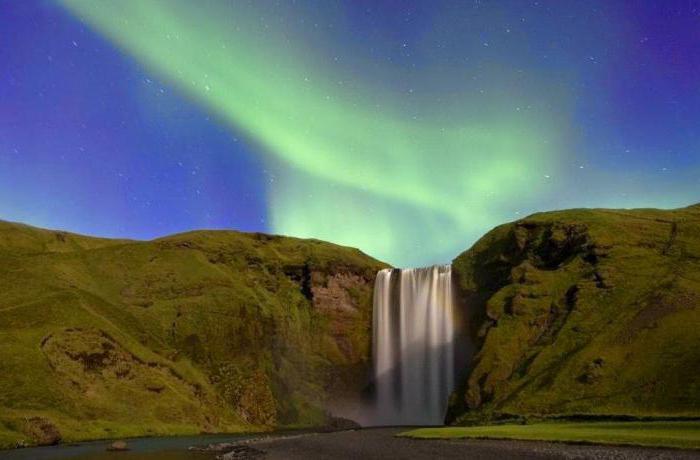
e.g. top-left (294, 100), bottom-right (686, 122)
top-left (448, 204), bottom-right (700, 423)
top-left (0, 222), bottom-right (387, 447)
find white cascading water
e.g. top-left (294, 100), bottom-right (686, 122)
top-left (372, 265), bottom-right (459, 426)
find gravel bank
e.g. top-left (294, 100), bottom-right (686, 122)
top-left (240, 427), bottom-right (700, 460)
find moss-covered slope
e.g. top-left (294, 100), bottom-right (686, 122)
top-left (0, 221), bottom-right (387, 447)
top-left (448, 204), bottom-right (700, 423)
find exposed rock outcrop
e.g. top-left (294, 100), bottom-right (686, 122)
top-left (21, 417), bottom-right (61, 446)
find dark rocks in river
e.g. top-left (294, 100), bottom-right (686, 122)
top-left (216, 444), bottom-right (265, 459)
top-left (189, 441), bottom-right (264, 459)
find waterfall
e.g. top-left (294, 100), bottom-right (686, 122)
top-left (372, 264), bottom-right (461, 426)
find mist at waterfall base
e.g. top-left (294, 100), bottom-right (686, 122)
top-left (369, 265), bottom-right (471, 426)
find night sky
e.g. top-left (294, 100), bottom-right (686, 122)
top-left (2, 1), bottom-right (699, 267)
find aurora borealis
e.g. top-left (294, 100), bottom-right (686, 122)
top-left (2, 1), bottom-right (700, 266)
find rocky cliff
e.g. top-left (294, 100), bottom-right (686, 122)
top-left (0, 222), bottom-right (387, 447)
top-left (447, 204), bottom-right (700, 423)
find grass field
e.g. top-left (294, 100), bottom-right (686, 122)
top-left (399, 421), bottom-right (700, 450)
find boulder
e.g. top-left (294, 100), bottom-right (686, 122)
top-left (22, 417), bottom-right (61, 446)
top-left (107, 440), bottom-right (129, 451)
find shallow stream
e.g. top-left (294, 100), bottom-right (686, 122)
top-left (0, 434), bottom-right (254, 460)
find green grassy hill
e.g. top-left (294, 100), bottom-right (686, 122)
top-left (447, 204), bottom-right (700, 424)
top-left (3, 203), bottom-right (699, 447)
top-left (0, 221), bottom-right (387, 448)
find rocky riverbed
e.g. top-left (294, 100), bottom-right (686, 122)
top-left (2, 428), bottom-right (698, 459)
